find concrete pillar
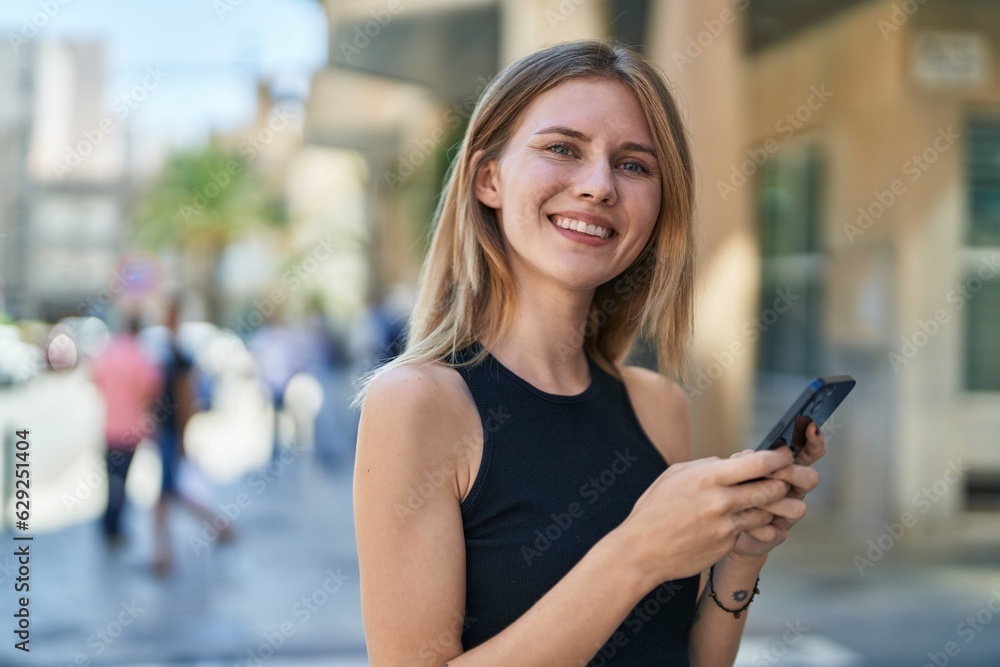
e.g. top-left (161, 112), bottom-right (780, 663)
top-left (647, 0), bottom-right (757, 457)
top-left (499, 0), bottom-right (606, 65)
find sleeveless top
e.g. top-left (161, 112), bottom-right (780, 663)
top-left (452, 342), bottom-right (699, 666)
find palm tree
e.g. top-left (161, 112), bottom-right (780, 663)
top-left (134, 145), bottom-right (285, 323)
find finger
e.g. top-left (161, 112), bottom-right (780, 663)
top-left (790, 416), bottom-right (812, 455)
top-left (729, 449), bottom-right (754, 459)
top-left (729, 507), bottom-right (775, 534)
top-left (746, 522), bottom-right (787, 546)
top-left (729, 477), bottom-right (791, 513)
top-left (767, 464), bottom-right (820, 495)
top-left (758, 497), bottom-right (807, 523)
top-left (716, 449), bottom-right (794, 486)
top-left (795, 433), bottom-right (826, 465)
top-left (796, 428), bottom-right (827, 466)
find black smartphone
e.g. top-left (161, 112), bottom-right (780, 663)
top-left (754, 375), bottom-right (856, 457)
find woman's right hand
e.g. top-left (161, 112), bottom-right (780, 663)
top-left (614, 449), bottom-right (794, 586)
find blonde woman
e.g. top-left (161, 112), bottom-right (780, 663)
top-left (353, 40), bottom-right (825, 667)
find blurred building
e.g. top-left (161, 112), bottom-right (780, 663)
top-left (0, 40), bottom-right (131, 323)
top-left (727, 0), bottom-right (1000, 541)
top-left (305, 0), bottom-right (1000, 538)
top-left (0, 40), bottom-right (32, 319)
top-left (212, 81), bottom-right (371, 327)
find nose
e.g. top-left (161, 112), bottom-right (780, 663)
top-left (573, 158), bottom-right (617, 205)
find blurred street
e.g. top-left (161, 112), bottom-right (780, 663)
top-left (0, 363), bottom-right (998, 666)
top-left (0, 437), bottom-right (368, 666)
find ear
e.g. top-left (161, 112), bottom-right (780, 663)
top-left (472, 151), bottom-right (502, 209)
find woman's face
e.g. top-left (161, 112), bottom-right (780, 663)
top-left (474, 77), bottom-right (662, 295)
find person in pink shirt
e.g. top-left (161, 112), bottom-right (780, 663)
top-left (90, 314), bottom-right (162, 544)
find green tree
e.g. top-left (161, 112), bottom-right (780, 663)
top-left (134, 145), bottom-right (285, 323)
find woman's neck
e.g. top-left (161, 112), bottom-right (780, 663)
top-left (483, 277), bottom-right (595, 395)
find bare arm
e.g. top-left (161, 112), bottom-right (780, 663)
top-left (356, 363), bottom-right (794, 667)
top-left (688, 425), bottom-right (826, 667)
top-left (622, 367), bottom-right (818, 667)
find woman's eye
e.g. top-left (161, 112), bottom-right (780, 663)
top-left (621, 160), bottom-right (648, 174)
top-left (548, 144), bottom-right (573, 156)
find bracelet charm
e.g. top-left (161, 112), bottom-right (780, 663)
top-left (707, 565), bottom-right (760, 619)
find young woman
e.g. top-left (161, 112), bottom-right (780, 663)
top-left (353, 40), bottom-right (825, 667)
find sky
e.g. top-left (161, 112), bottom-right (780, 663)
top-left (0, 0), bottom-right (328, 147)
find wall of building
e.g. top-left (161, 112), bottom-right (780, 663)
top-left (745, 0), bottom-right (1000, 539)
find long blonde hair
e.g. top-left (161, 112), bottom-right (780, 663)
top-left (354, 39), bottom-right (695, 405)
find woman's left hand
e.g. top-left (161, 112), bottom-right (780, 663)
top-left (730, 419), bottom-right (826, 559)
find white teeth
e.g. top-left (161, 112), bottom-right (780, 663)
top-left (551, 215), bottom-right (611, 239)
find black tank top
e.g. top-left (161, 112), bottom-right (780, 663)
top-left (453, 342), bottom-right (699, 666)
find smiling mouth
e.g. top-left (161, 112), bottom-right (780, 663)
top-left (548, 214), bottom-right (614, 240)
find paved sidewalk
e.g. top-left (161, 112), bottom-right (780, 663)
top-left (0, 452), bottom-right (367, 666)
top-left (735, 517), bottom-right (1000, 667)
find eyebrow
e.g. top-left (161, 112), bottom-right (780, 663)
top-left (533, 125), bottom-right (658, 159)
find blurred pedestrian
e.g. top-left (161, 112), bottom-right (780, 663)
top-left (247, 306), bottom-right (300, 459)
top-left (153, 297), bottom-right (233, 576)
top-left (89, 313), bottom-right (161, 546)
top-left (300, 297), bottom-right (355, 468)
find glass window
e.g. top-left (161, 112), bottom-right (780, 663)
top-left (966, 115), bottom-right (1000, 246)
top-left (963, 114), bottom-right (1000, 391)
top-left (754, 145), bottom-right (825, 378)
top-left (610, 0), bottom-right (652, 55)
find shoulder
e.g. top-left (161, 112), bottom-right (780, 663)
top-left (361, 359), bottom-right (474, 422)
top-left (357, 359), bottom-right (481, 500)
top-left (616, 364), bottom-right (692, 465)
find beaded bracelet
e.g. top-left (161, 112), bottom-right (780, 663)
top-left (707, 564), bottom-right (760, 619)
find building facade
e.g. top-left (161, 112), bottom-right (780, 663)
top-left (305, 0), bottom-right (1000, 540)
top-left (0, 40), bottom-right (131, 323)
